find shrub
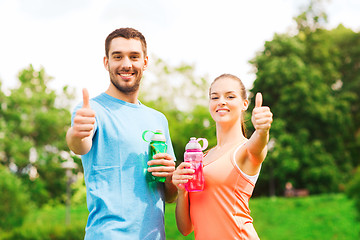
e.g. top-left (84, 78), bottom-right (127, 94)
top-left (346, 166), bottom-right (360, 217)
top-left (0, 166), bottom-right (32, 230)
top-left (4, 222), bottom-right (85, 240)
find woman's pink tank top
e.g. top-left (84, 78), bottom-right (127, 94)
top-left (189, 142), bottom-right (260, 240)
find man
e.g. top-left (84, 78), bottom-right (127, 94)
top-left (66, 28), bottom-right (177, 240)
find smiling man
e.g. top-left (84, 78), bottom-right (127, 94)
top-left (66, 28), bottom-right (177, 240)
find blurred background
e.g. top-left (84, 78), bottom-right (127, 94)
top-left (0, 0), bottom-right (359, 239)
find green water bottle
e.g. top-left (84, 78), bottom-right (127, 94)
top-left (142, 130), bottom-right (167, 183)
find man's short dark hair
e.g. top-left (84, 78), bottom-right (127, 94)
top-left (105, 28), bottom-right (147, 58)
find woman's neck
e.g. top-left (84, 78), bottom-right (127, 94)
top-left (215, 121), bottom-right (246, 148)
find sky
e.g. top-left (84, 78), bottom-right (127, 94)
top-left (0, 0), bottom-right (359, 107)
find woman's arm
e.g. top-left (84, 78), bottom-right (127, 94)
top-left (172, 162), bottom-right (195, 236)
top-left (239, 93), bottom-right (273, 173)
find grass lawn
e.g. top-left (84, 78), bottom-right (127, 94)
top-left (250, 194), bottom-right (359, 240)
top-left (11, 194), bottom-right (360, 240)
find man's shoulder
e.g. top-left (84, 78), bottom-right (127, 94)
top-left (140, 104), bottom-right (166, 118)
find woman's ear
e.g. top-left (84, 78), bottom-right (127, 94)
top-left (242, 99), bottom-right (249, 111)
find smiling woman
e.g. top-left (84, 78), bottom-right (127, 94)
top-left (172, 73), bottom-right (273, 239)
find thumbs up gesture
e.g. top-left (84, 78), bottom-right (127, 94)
top-left (251, 93), bottom-right (273, 134)
top-left (72, 88), bottom-right (96, 139)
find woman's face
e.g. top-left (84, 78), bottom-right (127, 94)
top-left (209, 77), bottom-right (248, 124)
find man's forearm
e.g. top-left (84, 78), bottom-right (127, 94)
top-left (164, 176), bottom-right (178, 203)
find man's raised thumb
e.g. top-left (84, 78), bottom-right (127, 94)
top-left (82, 88), bottom-right (91, 108)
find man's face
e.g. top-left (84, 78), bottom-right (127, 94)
top-left (104, 37), bottom-right (148, 94)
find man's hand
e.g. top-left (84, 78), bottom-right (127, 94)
top-left (66, 88), bottom-right (96, 155)
top-left (72, 88), bottom-right (96, 139)
top-left (147, 153), bottom-right (176, 178)
top-left (148, 153), bottom-right (178, 202)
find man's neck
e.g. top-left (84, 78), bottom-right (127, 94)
top-left (105, 86), bottom-right (139, 104)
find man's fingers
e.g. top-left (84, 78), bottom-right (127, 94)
top-left (74, 113), bottom-right (96, 124)
top-left (152, 153), bottom-right (173, 160)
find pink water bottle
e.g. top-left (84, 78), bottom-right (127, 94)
top-left (184, 137), bottom-right (208, 192)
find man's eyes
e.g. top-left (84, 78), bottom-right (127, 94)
top-left (112, 56), bottom-right (139, 60)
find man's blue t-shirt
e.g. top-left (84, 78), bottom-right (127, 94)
top-left (71, 93), bottom-right (176, 240)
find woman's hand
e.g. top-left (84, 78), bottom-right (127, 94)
top-left (251, 92), bottom-right (273, 135)
top-left (172, 162), bottom-right (195, 191)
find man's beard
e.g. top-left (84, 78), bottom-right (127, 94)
top-left (110, 77), bottom-right (140, 94)
top-left (109, 69), bottom-right (142, 94)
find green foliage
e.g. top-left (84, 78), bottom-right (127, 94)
top-left (0, 165), bottom-right (31, 230)
top-left (0, 65), bottom-right (77, 207)
top-left (346, 166), bottom-right (360, 217)
top-left (4, 222), bottom-right (85, 240)
top-left (1, 205), bottom-right (87, 240)
top-left (250, 2), bottom-right (360, 196)
top-left (71, 174), bottom-right (87, 206)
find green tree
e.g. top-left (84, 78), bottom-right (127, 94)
top-left (139, 56), bottom-right (216, 162)
top-left (249, 1), bottom-right (359, 196)
top-left (0, 65), bottom-right (77, 206)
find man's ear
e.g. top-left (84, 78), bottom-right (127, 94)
top-left (103, 56), bottom-right (109, 71)
top-left (143, 55), bottom-right (149, 70)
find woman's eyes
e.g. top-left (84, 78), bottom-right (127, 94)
top-left (210, 96), bottom-right (235, 100)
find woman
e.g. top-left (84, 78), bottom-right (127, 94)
top-left (172, 74), bottom-right (273, 239)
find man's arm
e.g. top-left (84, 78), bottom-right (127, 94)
top-left (66, 88), bottom-right (96, 155)
top-left (147, 153), bottom-right (177, 202)
top-left (164, 175), bottom-right (178, 203)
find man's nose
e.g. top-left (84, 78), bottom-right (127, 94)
top-left (122, 57), bottom-right (132, 69)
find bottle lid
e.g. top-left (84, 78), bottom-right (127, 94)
top-left (185, 137), bottom-right (202, 150)
top-left (151, 130), bottom-right (166, 142)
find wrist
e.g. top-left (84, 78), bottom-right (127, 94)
top-left (255, 129), bottom-right (270, 137)
top-left (178, 188), bottom-right (188, 196)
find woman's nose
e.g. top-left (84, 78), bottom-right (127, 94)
top-left (218, 98), bottom-right (226, 106)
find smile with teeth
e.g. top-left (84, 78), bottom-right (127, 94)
top-left (216, 109), bottom-right (230, 112)
top-left (119, 72), bottom-right (134, 77)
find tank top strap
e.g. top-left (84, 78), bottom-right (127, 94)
top-left (232, 140), bottom-right (261, 184)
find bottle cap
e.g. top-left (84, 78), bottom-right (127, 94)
top-left (151, 130), bottom-right (166, 142)
top-left (185, 137), bottom-right (201, 150)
